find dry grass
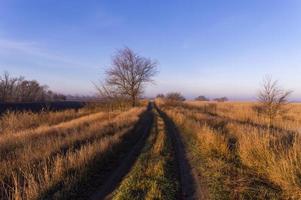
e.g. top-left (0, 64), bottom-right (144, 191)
top-left (0, 102), bottom-right (132, 135)
top-left (0, 105), bottom-right (145, 200)
top-left (0, 109), bottom-right (86, 134)
top-left (158, 99), bottom-right (301, 199)
top-left (0, 104), bottom-right (112, 135)
top-left (112, 109), bottom-right (179, 200)
top-left (186, 101), bottom-right (301, 131)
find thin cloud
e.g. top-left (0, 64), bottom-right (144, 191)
top-left (0, 38), bottom-right (98, 69)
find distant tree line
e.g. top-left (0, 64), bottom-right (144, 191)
top-left (195, 95), bottom-right (209, 101)
top-left (65, 95), bottom-right (101, 102)
top-left (156, 93), bottom-right (228, 102)
top-left (0, 71), bottom-right (66, 103)
top-left (213, 97), bottom-right (228, 102)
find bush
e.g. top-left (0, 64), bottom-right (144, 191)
top-left (166, 92), bottom-right (185, 101)
top-left (214, 97), bottom-right (228, 102)
top-left (195, 95), bottom-right (209, 101)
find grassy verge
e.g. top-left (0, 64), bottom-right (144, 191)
top-left (164, 107), bottom-right (284, 200)
top-left (112, 109), bottom-right (179, 200)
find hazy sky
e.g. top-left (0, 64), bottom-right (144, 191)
top-left (0, 0), bottom-right (301, 100)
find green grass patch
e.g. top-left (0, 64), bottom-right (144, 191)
top-left (112, 111), bottom-right (179, 200)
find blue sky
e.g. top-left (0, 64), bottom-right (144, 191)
top-left (0, 0), bottom-right (301, 100)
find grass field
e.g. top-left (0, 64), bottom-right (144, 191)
top-left (0, 100), bottom-right (300, 200)
top-left (0, 104), bottom-right (145, 199)
top-left (158, 100), bottom-right (301, 199)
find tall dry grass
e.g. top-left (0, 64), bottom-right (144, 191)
top-left (160, 100), bottom-right (301, 199)
top-left (0, 106), bottom-right (145, 200)
top-left (186, 101), bottom-right (301, 131)
top-left (0, 102), bottom-right (132, 135)
top-left (228, 122), bottom-right (301, 199)
top-left (0, 103), bottom-right (112, 135)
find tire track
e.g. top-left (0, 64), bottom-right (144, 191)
top-left (90, 103), bottom-right (154, 200)
top-left (156, 105), bottom-right (206, 200)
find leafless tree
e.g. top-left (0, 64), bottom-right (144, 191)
top-left (166, 92), bottom-right (186, 101)
top-left (16, 80), bottom-right (48, 102)
top-left (97, 47), bottom-right (158, 107)
top-left (257, 76), bottom-right (292, 127)
top-left (0, 71), bottom-right (66, 103)
top-left (195, 95), bottom-right (210, 101)
top-left (0, 71), bottom-right (20, 102)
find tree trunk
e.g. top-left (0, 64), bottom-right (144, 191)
top-left (131, 95), bottom-right (136, 107)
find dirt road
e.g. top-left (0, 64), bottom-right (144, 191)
top-left (91, 103), bottom-right (206, 200)
top-left (156, 106), bottom-right (206, 200)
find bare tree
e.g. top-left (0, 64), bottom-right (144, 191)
top-left (195, 95), bottom-right (210, 101)
top-left (257, 76), bottom-right (292, 127)
top-left (0, 71), bottom-right (66, 103)
top-left (95, 82), bottom-right (120, 101)
top-left (0, 71), bottom-right (20, 102)
top-left (98, 47), bottom-right (158, 107)
top-left (213, 97), bottom-right (228, 102)
top-left (166, 92), bottom-right (186, 101)
top-left (16, 80), bottom-right (49, 102)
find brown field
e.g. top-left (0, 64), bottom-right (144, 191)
top-left (158, 99), bottom-right (301, 199)
top-left (0, 100), bottom-right (301, 200)
top-left (0, 104), bottom-right (145, 199)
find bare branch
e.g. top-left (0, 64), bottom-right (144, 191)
top-left (256, 76), bottom-right (293, 127)
top-left (96, 47), bottom-right (158, 107)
